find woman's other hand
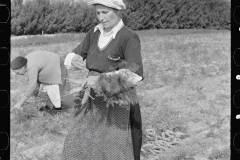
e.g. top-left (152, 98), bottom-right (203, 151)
top-left (71, 54), bottom-right (85, 70)
top-left (86, 76), bottom-right (99, 87)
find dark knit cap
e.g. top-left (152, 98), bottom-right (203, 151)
top-left (11, 56), bottom-right (27, 70)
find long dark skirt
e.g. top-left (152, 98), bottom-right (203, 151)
top-left (62, 90), bottom-right (142, 160)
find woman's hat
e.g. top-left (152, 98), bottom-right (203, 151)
top-left (86, 0), bottom-right (126, 10)
top-left (11, 56), bottom-right (27, 70)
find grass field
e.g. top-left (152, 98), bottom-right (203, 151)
top-left (10, 29), bottom-right (230, 160)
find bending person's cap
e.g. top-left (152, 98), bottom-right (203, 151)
top-left (11, 56), bottom-right (27, 70)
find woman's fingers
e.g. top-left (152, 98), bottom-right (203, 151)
top-left (72, 60), bottom-right (84, 69)
top-left (68, 78), bottom-right (84, 85)
top-left (71, 86), bottom-right (85, 94)
top-left (86, 76), bottom-right (99, 86)
top-left (63, 86), bottom-right (83, 96)
top-left (72, 54), bottom-right (81, 61)
top-left (64, 77), bottom-right (88, 86)
top-left (66, 76), bottom-right (98, 88)
top-left (80, 79), bottom-right (87, 89)
top-left (71, 55), bottom-right (85, 70)
top-left (65, 77), bottom-right (84, 85)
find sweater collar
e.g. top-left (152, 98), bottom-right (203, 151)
top-left (94, 19), bottom-right (124, 39)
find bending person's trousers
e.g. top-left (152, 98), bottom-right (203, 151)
top-left (39, 57), bottom-right (75, 108)
top-left (59, 56), bottom-right (75, 108)
top-left (130, 103), bottom-right (142, 160)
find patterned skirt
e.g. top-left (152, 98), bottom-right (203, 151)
top-left (62, 89), bottom-right (134, 160)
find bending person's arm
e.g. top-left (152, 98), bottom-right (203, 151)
top-left (13, 68), bottom-right (40, 109)
top-left (12, 95), bottom-right (29, 110)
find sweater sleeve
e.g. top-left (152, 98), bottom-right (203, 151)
top-left (124, 34), bottom-right (144, 78)
top-left (72, 29), bottom-right (92, 61)
top-left (24, 67), bottom-right (39, 97)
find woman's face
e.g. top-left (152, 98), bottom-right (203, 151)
top-left (95, 4), bottom-right (119, 32)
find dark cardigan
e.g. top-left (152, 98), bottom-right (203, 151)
top-left (72, 26), bottom-right (143, 78)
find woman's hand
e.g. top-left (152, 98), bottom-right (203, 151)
top-left (66, 76), bottom-right (98, 87)
top-left (71, 54), bottom-right (85, 70)
top-left (64, 86), bottom-right (85, 96)
top-left (65, 78), bottom-right (87, 85)
top-left (63, 76), bottom-right (98, 96)
top-left (86, 76), bottom-right (99, 87)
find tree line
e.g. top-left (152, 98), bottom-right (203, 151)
top-left (11, 0), bottom-right (230, 36)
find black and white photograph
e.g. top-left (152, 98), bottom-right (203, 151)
top-left (10, 0), bottom-right (231, 159)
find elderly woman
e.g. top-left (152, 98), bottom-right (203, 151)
top-left (11, 51), bottom-right (74, 111)
top-left (62, 0), bottom-right (143, 159)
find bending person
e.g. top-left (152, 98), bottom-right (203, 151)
top-left (11, 50), bottom-right (74, 111)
